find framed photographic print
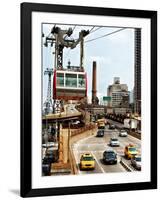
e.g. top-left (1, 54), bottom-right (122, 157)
top-left (21, 2), bottom-right (157, 197)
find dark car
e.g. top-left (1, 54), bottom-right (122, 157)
top-left (109, 124), bottom-right (116, 129)
top-left (96, 130), bottom-right (104, 137)
top-left (46, 148), bottom-right (58, 163)
top-left (103, 150), bottom-right (117, 164)
top-left (42, 157), bottom-right (51, 176)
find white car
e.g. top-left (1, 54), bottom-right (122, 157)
top-left (42, 142), bottom-right (58, 148)
top-left (131, 155), bottom-right (141, 170)
top-left (72, 120), bottom-right (80, 125)
top-left (119, 130), bottom-right (128, 137)
top-left (109, 138), bottom-right (120, 147)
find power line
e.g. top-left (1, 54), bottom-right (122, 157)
top-left (90, 27), bottom-right (102, 34)
top-left (72, 25), bottom-right (76, 32)
top-left (85, 28), bottom-right (126, 43)
top-left (89, 26), bottom-right (95, 33)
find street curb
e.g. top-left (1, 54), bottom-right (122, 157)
top-left (120, 159), bottom-right (132, 172)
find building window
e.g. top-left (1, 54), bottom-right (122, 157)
top-left (78, 74), bottom-right (85, 88)
top-left (65, 73), bottom-right (77, 88)
top-left (57, 73), bottom-right (64, 87)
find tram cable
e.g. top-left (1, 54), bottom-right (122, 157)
top-left (89, 27), bottom-right (102, 34)
top-left (85, 28), bottom-right (126, 43)
top-left (89, 26), bottom-right (95, 33)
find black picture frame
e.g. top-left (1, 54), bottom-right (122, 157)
top-left (21, 2), bottom-right (157, 198)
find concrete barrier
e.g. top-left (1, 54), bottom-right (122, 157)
top-left (69, 146), bottom-right (79, 174)
top-left (70, 126), bottom-right (97, 144)
top-left (120, 158), bottom-right (132, 172)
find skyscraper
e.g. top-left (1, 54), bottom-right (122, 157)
top-left (107, 77), bottom-right (129, 114)
top-left (134, 29), bottom-right (141, 114)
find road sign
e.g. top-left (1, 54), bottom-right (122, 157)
top-left (103, 96), bottom-right (111, 101)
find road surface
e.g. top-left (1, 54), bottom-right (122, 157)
top-left (72, 125), bottom-right (141, 174)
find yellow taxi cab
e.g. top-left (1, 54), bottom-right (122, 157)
top-left (96, 118), bottom-right (105, 129)
top-left (124, 144), bottom-right (138, 159)
top-left (80, 153), bottom-right (95, 170)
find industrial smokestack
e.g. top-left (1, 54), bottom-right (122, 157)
top-left (92, 61), bottom-right (98, 105)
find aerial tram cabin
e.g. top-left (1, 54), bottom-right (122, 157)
top-left (53, 68), bottom-right (87, 101)
top-left (45, 25), bottom-right (89, 101)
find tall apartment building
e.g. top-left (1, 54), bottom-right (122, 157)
top-left (107, 77), bottom-right (129, 114)
top-left (134, 28), bottom-right (141, 115)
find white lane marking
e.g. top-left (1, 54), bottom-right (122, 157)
top-left (78, 143), bottom-right (107, 146)
top-left (90, 152), bottom-right (106, 174)
top-left (77, 150), bottom-right (104, 153)
top-left (75, 149), bottom-right (124, 156)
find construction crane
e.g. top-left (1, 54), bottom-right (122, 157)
top-left (44, 68), bottom-right (53, 114)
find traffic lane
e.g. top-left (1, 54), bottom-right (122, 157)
top-left (73, 136), bottom-right (127, 173)
top-left (82, 128), bottom-right (141, 156)
top-left (76, 130), bottom-right (141, 158)
top-left (101, 129), bottom-right (141, 171)
top-left (74, 139), bottom-right (105, 174)
top-left (72, 128), bottom-right (141, 174)
top-left (117, 134), bottom-right (141, 151)
top-left (105, 131), bottom-right (141, 171)
top-left (78, 134), bottom-right (106, 145)
top-left (107, 119), bottom-right (124, 128)
top-left (92, 151), bottom-right (127, 173)
top-left (104, 128), bottom-right (141, 152)
top-left (107, 119), bottom-right (141, 142)
top-left (74, 148), bottom-right (126, 174)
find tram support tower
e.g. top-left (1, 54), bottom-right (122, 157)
top-left (44, 68), bottom-right (53, 105)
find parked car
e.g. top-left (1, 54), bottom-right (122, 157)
top-left (46, 148), bottom-right (58, 163)
top-left (109, 124), bottom-right (116, 129)
top-left (103, 150), bottom-right (117, 164)
top-left (131, 155), bottom-right (141, 170)
top-left (42, 157), bottom-right (51, 176)
top-left (80, 153), bottom-right (95, 170)
top-left (124, 144), bottom-right (138, 159)
top-left (109, 138), bottom-right (120, 147)
top-left (96, 129), bottom-right (104, 137)
top-left (42, 142), bottom-right (55, 148)
top-left (119, 129), bottom-right (128, 137)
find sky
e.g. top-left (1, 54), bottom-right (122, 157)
top-left (42, 24), bottom-right (134, 103)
